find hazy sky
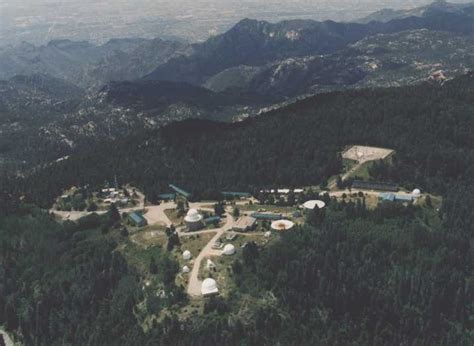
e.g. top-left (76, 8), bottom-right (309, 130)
top-left (0, 0), bottom-right (472, 45)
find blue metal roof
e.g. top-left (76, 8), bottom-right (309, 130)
top-left (169, 184), bottom-right (191, 198)
top-left (379, 193), bottom-right (414, 202)
top-left (204, 216), bottom-right (221, 224)
top-left (129, 212), bottom-right (146, 224)
top-left (158, 193), bottom-right (176, 200)
top-left (250, 212), bottom-right (282, 220)
top-left (222, 191), bottom-right (251, 197)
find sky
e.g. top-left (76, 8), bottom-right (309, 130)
top-left (0, 0), bottom-right (472, 45)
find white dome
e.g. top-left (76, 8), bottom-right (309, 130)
top-left (303, 200), bottom-right (326, 210)
top-left (222, 244), bottom-right (236, 255)
top-left (185, 208), bottom-right (203, 223)
top-left (264, 231), bottom-right (271, 238)
top-left (182, 265), bottom-right (190, 273)
top-left (271, 219), bottom-right (295, 231)
top-left (201, 278), bottom-right (218, 295)
top-left (182, 250), bottom-right (192, 260)
top-left (412, 189), bottom-right (421, 197)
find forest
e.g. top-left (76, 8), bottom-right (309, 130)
top-left (1, 185), bottom-right (472, 344)
top-left (7, 73), bottom-right (473, 208)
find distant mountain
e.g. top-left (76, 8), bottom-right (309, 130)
top-left (0, 38), bottom-right (187, 89)
top-left (205, 30), bottom-right (474, 98)
top-left (0, 78), bottom-right (271, 169)
top-left (145, 4), bottom-right (474, 86)
top-left (358, 0), bottom-right (474, 23)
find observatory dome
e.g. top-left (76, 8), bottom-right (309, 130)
top-left (271, 219), bottom-right (295, 231)
top-left (185, 208), bottom-right (203, 223)
top-left (303, 200), bottom-right (326, 210)
top-left (201, 278), bottom-right (218, 296)
top-left (222, 244), bottom-right (236, 255)
top-left (182, 250), bottom-right (192, 260)
top-left (412, 189), bottom-right (421, 197)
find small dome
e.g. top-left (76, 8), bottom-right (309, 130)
top-left (182, 250), bottom-right (192, 260)
top-left (303, 200), bottom-right (326, 210)
top-left (412, 188), bottom-right (421, 197)
top-left (222, 244), bottom-right (236, 255)
top-left (182, 265), bottom-right (190, 273)
top-left (185, 208), bottom-right (203, 223)
top-left (187, 208), bottom-right (199, 217)
top-left (264, 231), bottom-right (271, 238)
top-left (271, 219), bottom-right (295, 231)
top-left (201, 278), bottom-right (218, 295)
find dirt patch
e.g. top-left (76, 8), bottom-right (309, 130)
top-left (342, 145), bottom-right (394, 163)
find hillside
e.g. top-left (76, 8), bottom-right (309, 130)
top-left (0, 38), bottom-right (187, 89)
top-left (14, 72), bottom-right (474, 208)
top-left (358, 0), bottom-right (474, 23)
top-left (206, 29), bottom-right (474, 97)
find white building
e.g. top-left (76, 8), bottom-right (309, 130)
top-left (201, 278), bottom-right (219, 296)
top-left (182, 250), bottom-right (192, 261)
top-left (271, 219), bottom-right (295, 231)
top-left (303, 200), bottom-right (326, 210)
top-left (182, 265), bottom-right (190, 273)
top-left (184, 208), bottom-right (204, 231)
top-left (222, 244), bottom-right (236, 256)
top-left (412, 188), bottom-right (421, 198)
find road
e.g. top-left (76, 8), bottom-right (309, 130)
top-left (0, 329), bottom-right (14, 346)
top-left (142, 201), bottom-right (175, 227)
top-left (186, 211), bottom-right (235, 297)
top-left (328, 162), bottom-right (363, 190)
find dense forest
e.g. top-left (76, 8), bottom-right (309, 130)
top-left (9, 72), bottom-right (474, 208)
top-left (1, 186), bottom-right (472, 344)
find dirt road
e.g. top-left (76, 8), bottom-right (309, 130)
top-left (186, 212), bottom-right (235, 297)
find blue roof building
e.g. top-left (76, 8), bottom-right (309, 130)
top-left (204, 216), bottom-right (221, 225)
top-left (250, 212), bottom-right (282, 221)
top-left (169, 184), bottom-right (191, 198)
top-left (129, 212), bottom-right (147, 227)
top-left (379, 193), bottom-right (414, 203)
top-left (222, 191), bottom-right (251, 198)
top-left (158, 193), bottom-right (176, 200)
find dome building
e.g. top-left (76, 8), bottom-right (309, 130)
top-left (182, 265), bottom-right (190, 273)
top-left (185, 208), bottom-right (204, 231)
top-left (222, 244), bottom-right (236, 256)
top-left (412, 189), bottom-right (421, 198)
top-left (183, 250), bottom-right (192, 260)
top-left (201, 278), bottom-right (219, 296)
top-left (271, 219), bottom-right (295, 231)
top-left (303, 200), bottom-right (326, 210)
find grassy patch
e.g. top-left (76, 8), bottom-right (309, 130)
top-left (239, 204), bottom-right (298, 214)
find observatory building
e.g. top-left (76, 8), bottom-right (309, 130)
top-left (182, 250), bottom-right (192, 261)
top-left (271, 219), bottom-right (295, 231)
top-left (222, 244), bottom-right (236, 256)
top-left (201, 278), bottom-right (219, 296)
top-left (185, 208), bottom-right (204, 231)
top-left (303, 200), bottom-right (326, 210)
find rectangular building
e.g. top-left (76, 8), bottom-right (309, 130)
top-left (233, 216), bottom-right (257, 232)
